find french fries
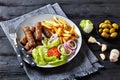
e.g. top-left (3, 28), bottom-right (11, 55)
top-left (41, 16), bottom-right (79, 43)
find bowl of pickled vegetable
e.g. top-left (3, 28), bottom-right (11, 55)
top-left (97, 19), bottom-right (119, 40)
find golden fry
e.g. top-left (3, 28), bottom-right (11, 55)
top-left (63, 36), bottom-right (69, 41)
top-left (64, 30), bottom-right (70, 34)
top-left (70, 26), bottom-right (75, 34)
top-left (57, 28), bottom-right (62, 36)
top-left (63, 33), bottom-right (71, 37)
top-left (41, 21), bottom-right (52, 28)
top-left (74, 32), bottom-right (79, 38)
top-left (70, 36), bottom-right (78, 41)
top-left (41, 16), bottom-right (79, 43)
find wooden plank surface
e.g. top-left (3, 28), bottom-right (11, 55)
top-left (0, 0), bottom-right (120, 80)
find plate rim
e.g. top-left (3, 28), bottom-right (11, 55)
top-left (16, 14), bottom-right (82, 68)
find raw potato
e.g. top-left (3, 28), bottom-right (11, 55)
top-left (101, 44), bottom-right (107, 52)
top-left (99, 53), bottom-right (106, 60)
top-left (109, 49), bottom-right (120, 62)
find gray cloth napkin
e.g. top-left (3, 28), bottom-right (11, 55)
top-left (0, 3), bottom-right (103, 80)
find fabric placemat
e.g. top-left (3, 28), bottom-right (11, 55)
top-left (0, 3), bottom-right (103, 80)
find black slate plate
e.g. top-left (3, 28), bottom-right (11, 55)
top-left (80, 17), bottom-right (120, 51)
top-left (92, 17), bottom-right (120, 50)
top-left (95, 19), bottom-right (120, 41)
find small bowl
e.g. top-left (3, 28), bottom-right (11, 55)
top-left (96, 20), bottom-right (120, 41)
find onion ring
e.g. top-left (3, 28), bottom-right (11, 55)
top-left (66, 40), bottom-right (77, 50)
top-left (50, 34), bottom-right (58, 40)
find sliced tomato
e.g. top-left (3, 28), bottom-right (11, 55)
top-left (47, 47), bottom-right (61, 58)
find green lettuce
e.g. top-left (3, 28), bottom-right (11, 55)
top-left (42, 38), bottom-right (60, 49)
top-left (32, 38), bottom-right (67, 66)
top-left (80, 20), bottom-right (94, 33)
top-left (32, 46), bottom-right (47, 66)
top-left (48, 55), bottom-right (67, 66)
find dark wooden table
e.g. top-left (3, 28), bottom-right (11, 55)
top-left (1, 0), bottom-right (120, 80)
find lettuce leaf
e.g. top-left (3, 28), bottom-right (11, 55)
top-left (48, 55), bottom-right (67, 66)
top-left (80, 20), bottom-right (94, 33)
top-left (42, 38), bottom-right (60, 49)
top-left (32, 46), bottom-right (47, 66)
top-left (32, 37), bottom-right (67, 67)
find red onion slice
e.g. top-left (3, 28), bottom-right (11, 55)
top-left (65, 49), bottom-right (75, 56)
top-left (66, 40), bottom-right (77, 50)
top-left (50, 34), bottom-right (58, 40)
top-left (63, 42), bottom-right (68, 50)
top-left (58, 44), bottom-right (74, 56)
top-left (57, 44), bottom-right (63, 54)
top-left (48, 34), bottom-right (59, 44)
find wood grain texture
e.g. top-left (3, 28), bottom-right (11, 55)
top-left (0, 0), bottom-right (120, 80)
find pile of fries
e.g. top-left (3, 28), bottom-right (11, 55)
top-left (41, 16), bottom-right (79, 43)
